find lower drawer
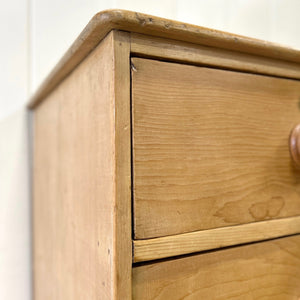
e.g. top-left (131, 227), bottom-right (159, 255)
top-left (133, 235), bottom-right (300, 299)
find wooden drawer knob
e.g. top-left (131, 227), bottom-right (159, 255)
top-left (290, 124), bottom-right (300, 167)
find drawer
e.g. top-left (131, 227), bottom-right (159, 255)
top-left (132, 57), bottom-right (300, 239)
top-left (132, 235), bottom-right (300, 299)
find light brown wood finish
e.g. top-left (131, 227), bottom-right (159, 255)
top-left (133, 216), bottom-right (300, 262)
top-left (28, 9), bottom-right (300, 109)
top-left (132, 57), bottom-right (300, 239)
top-left (112, 31), bottom-right (132, 299)
top-left (133, 235), bottom-right (300, 299)
top-left (131, 33), bottom-right (300, 80)
top-left (30, 10), bottom-right (300, 299)
top-left (33, 31), bottom-right (132, 300)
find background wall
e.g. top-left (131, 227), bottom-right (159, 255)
top-left (1, 0), bottom-right (300, 299)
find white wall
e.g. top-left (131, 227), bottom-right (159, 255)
top-left (0, 0), bottom-right (31, 299)
top-left (1, 1), bottom-right (300, 299)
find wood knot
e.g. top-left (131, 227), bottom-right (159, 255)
top-left (249, 197), bottom-right (284, 221)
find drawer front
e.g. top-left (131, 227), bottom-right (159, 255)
top-left (132, 57), bottom-right (300, 239)
top-left (133, 235), bottom-right (300, 299)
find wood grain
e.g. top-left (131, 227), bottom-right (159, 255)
top-left (133, 216), bottom-right (300, 262)
top-left (131, 33), bottom-right (300, 80)
top-left (33, 31), bottom-right (132, 300)
top-left (112, 31), bottom-right (132, 300)
top-left (132, 57), bottom-right (300, 239)
top-left (28, 9), bottom-right (300, 109)
top-left (133, 235), bottom-right (300, 300)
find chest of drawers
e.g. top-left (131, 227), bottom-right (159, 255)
top-left (29, 10), bottom-right (300, 299)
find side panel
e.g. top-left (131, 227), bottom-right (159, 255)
top-left (33, 31), bottom-right (131, 299)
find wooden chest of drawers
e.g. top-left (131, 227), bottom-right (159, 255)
top-left (29, 10), bottom-right (300, 299)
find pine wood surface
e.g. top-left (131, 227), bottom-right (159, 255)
top-left (33, 31), bottom-right (132, 300)
top-left (133, 216), bottom-right (300, 262)
top-left (111, 31), bottom-right (132, 300)
top-left (28, 9), bottom-right (300, 109)
top-left (133, 235), bottom-right (300, 299)
top-left (30, 11), bottom-right (300, 299)
top-left (131, 33), bottom-right (300, 80)
top-left (132, 57), bottom-right (300, 239)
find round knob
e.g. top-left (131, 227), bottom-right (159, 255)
top-left (290, 124), bottom-right (300, 168)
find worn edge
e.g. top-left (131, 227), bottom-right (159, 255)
top-left (130, 32), bottom-right (300, 80)
top-left (133, 216), bottom-right (300, 262)
top-left (28, 9), bottom-right (300, 109)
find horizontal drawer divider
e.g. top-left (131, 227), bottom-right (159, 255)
top-left (133, 216), bottom-right (300, 262)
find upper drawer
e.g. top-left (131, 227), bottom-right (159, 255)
top-left (132, 57), bottom-right (300, 239)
